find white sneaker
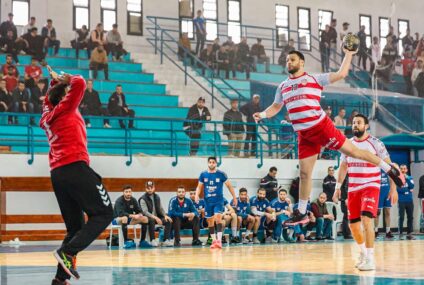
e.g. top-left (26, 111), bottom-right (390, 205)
top-left (265, 236), bottom-right (272, 243)
top-left (103, 123), bottom-right (112, 128)
top-left (272, 238), bottom-right (279, 244)
top-left (150, 239), bottom-right (159, 247)
top-left (253, 237), bottom-right (261, 244)
top-left (162, 239), bottom-right (173, 247)
top-left (357, 258), bottom-right (376, 271)
top-left (355, 252), bottom-right (366, 268)
top-left (242, 237), bottom-right (251, 244)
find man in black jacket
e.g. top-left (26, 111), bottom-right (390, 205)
top-left (236, 37), bottom-right (252, 79)
top-left (12, 81), bottom-right (33, 124)
top-left (0, 13), bottom-right (17, 40)
top-left (30, 80), bottom-right (46, 113)
top-left (260, 166), bottom-right (279, 202)
top-left (183, 97), bottom-right (211, 156)
top-left (333, 175), bottom-right (352, 239)
top-left (223, 99), bottom-right (245, 157)
top-left (41, 19), bottom-right (60, 56)
top-left (113, 185), bottom-right (152, 248)
top-left (0, 79), bottom-right (11, 112)
top-left (216, 46), bottom-right (232, 79)
top-left (22, 27), bottom-right (47, 62)
top-left (240, 94), bottom-right (260, 157)
top-left (419, 174), bottom-right (424, 233)
top-left (322, 166), bottom-right (337, 202)
top-left (108, 85), bottom-right (135, 129)
top-left (81, 79), bottom-right (110, 128)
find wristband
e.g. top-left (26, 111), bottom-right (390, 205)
top-left (335, 182), bottom-right (341, 190)
top-left (259, 112), bottom-right (267, 119)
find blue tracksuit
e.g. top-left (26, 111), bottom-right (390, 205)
top-left (397, 175), bottom-right (415, 234)
top-left (199, 170), bottom-right (228, 218)
top-left (168, 197), bottom-right (199, 218)
top-left (270, 198), bottom-right (290, 240)
top-left (250, 196), bottom-right (271, 229)
top-left (397, 175), bottom-right (415, 203)
top-left (231, 198), bottom-right (251, 219)
top-left (379, 171), bottom-right (391, 209)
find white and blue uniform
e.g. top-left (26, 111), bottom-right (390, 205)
top-left (271, 198), bottom-right (290, 240)
top-left (378, 171), bottom-right (391, 209)
top-left (199, 170), bottom-right (228, 218)
top-left (231, 198), bottom-right (250, 219)
top-left (250, 196), bottom-right (271, 229)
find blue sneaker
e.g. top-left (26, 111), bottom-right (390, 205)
top-left (138, 240), bottom-right (153, 248)
top-left (123, 240), bottom-right (136, 249)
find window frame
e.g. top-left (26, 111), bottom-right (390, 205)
top-left (398, 18), bottom-right (409, 54)
top-left (179, 0), bottom-right (194, 39)
top-left (12, 0), bottom-right (30, 27)
top-left (297, 7), bottom-right (311, 51)
top-left (379, 16), bottom-right (389, 52)
top-left (227, 0), bottom-right (241, 43)
top-left (73, 0), bottom-right (90, 30)
top-left (359, 14), bottom-right (372, 48)
top-left (318, 9), bottom-right (333, 40)
top-left (275, 4), bottom-right (289, 48)
top-left (101, 0), bottom-right (117, 31)
top-left (203, 0), bottom-right (218, 42)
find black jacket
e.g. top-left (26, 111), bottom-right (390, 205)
top-left (30, 87), bottom-right (44, 106)
top-left (108, 92), bottom-right (128, 113)
top-left (340, 175), bottom-right (349, 201)
top-left (139, 193), bottom-right (165, 219)
top-left (260, 174), bottom-right (279, 202)
top-left (322, 175), bottom-right (337, 201)
top-left (240, 101), bottom-right (261, 123)
top-left (82, 89), bottom-right (102, 111)
top-left (23, 33), bottom-right (46, 54)
top-left (41, 26), bottom-right (57, 39)
top-left (223, 109), bottom-right (244, 134)
top-left (12, 88), bottom-right (30, 103)
top-left (236, 42), bottom-right (251, 64)
top-left (0, 89), bottom-right (11, 109)
top-left (114, 196), bottom-right (142, 218)
top-left (0, 21), bottom-right (17, 40)
top-left (183, 104), bottom-right (211, 131)
top-left (418, 175), bottom-right (424, 199)
top-left (289, 177), bottom-right (300, 203)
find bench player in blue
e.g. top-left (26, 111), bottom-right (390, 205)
top-left (231, 188), bottom-right (257, 244)
top-left (250, 188), bottom-right (276, 243)
top-left (270, 189), bottom-right (292, 242)
top-left (375, 171), bottom-right (395, 239)
top-left (195, 156), bottom-right (237, 249)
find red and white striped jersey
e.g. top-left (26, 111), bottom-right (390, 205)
top-left (273, 72), bottom-right (330, 131)
top-left (340, 135), bottom-right (390, 192)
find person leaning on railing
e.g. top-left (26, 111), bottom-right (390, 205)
top-left (199, 44), bottom-right (215, 75)
top-left (223, 99), bottom-right (245, 157)
top-left (183, 97), bottom-right (211, 156)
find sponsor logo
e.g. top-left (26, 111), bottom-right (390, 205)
top-left (300, 79), bottom-right (308, 86)
top-left (216, 178), bottom-right (220, 182)
top-left (324, 137), bottom-right (337, 148)
top-left (364, 197), bottom-right (376, 204)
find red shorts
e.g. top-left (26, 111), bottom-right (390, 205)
top-left (347, 187), bottom-right (380, 221)
top-left (297, 116), bottom-right (346, 159)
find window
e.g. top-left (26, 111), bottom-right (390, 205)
top-left (275, 4), bottom-right (289, 48)
top-left (359, 14), bottom-right (372, 48)
top-left (179, 0), bottom-right (194, 38)
top-left (297, 7), bottom-right (311, 51)
top-left (227, 0), bottom-right (241, 43)
top-left (73, 0), bottom-right (89, 30)
top-left (379, 17), bottom-right (389, 52)
top-left (203, 0), bottom-right (218, 41)
top-left (101, 0), bottom-right (117, 31)
top-left (318, 9), bottom-right (333, 40)
top-left (398, 19), bottom-right (409, 55)
top-left (12, 0), bottom-right (29, 26)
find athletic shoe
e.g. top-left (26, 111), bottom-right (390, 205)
top-left (242, 237), bottom-right (252, 244)
top-left (358, 258), bottom-right (376, 271)
top-left (206, 236), bottom-right (213, 245)
top-left (123, 240), bottom-right (136, 249)
top-left (344, 235), bottom-right (353, 240)
top-left (399, 234), bottom-right (404, 240)
top-left (51, 278), bottom-right (71, 285)
top-left (406, 234), bottom-right (416, 240)
top-left (230, 236), bottom-right (240, 244)
top-left (385, 231), bottom-right (394, 239)
top-left (387, 165), bottom-right (405, 188)
top-left (305, 236), bottom-right (315, 241)
top-left (315, 236), bottom-right (324, 241)
top-left (174, 241), bottom-right (181, 247)
top-left (138, 240), bottom-right (153, 248)
top-left (325, 236), bottom-right (335, 241)
top-left (103, 123), bottom-right (112, 128)
top-left (53, 249), bottom-right (79, 280)
top-left (252, 237), bottom-right (261, 244)
top-left (222, 235), bottom-right (228, 244)
top-left (150, 239), bottom-right (159, 247)
top-left (265, 236), bottom-right (273, 243)
top-left (271, 238), bottom-right (279, 243)
top-left (210, 240), bottom-right (219, 249)
top-left (192, 239), bottom-right (203, 246)
top-left (215, 240), bottom-right (223, 249)
top-left (283, 209), bottom-right (310, 226)
top-left (162, 239), bottom-right (174, 247)
top-left (355, 252), bottom-right (366, 268)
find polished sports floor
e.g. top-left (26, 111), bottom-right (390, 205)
top-left (1, 237), bottom-right (423, 285)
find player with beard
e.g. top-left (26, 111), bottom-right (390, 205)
top-left (253, 49), bottom-right (404, 227)
top-left (195, 157), bottom-right (237, 249)
top-left (333, 114), bottom-right (398, 271)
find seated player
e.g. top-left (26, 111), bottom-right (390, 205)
top-left (375, 171), bottom-right (394, 239)
top-left (250, 188), bottom-right (277, 244)
top-left (189, 189), bottom-right (207, 228)
top-left (270, 189), bottom-right (292, 242)
top-left (231, 188), bottom-right (256, 244)
top-left (222, 198), bottom-right (239, 244)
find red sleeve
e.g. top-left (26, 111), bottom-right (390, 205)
top-left (311, 203), bottom-right (322, 218)
top-left (24, 66), bottom-right (30, 75)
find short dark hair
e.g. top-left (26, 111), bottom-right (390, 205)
top-left (353, 113), bottom-right (369, 125)
top-left (31, 57), bottom-right (38, 61)
top-left (122, 184), bottom-right (132, 191)
top-left (31, 27), bottom-right (37, 32)
top-left (177, 185), bottom-right (185, 190)
top-left (269, 166), bottom-right (277, 172)
top-left (47, 19), bottom-right (52, 23)
top-left (18, 80), bottom-right (25, 85)
top-left (48, 83), bottom-right (68, 107)
top-left (278, 189), bottom-right (287, 194)
top-left (30, 17), bottom-right (36, 20)
top-left (257, 188), bottom-right (266, 193)
top-left (112, 24), bottom-right (118, 28)
top-left (116, 84), bottom-right (122, 88)
top-left (328, 166), bottom-right (334, 171)
top-left (6, 54), bottom-right (12, 58)
top-left (288, 50), bottom-right (305, 61)
top-left (239, 187), bottom-right (248, 194)
top-left (86, 79), bottom-right (93, 83)
top-left (208, 156), bottom-right (217, 162)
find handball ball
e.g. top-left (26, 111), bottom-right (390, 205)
top-left (343, 33), bottom-right (360, 51)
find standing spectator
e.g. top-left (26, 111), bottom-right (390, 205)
top-left (402, 29), bottom-right (414, 52)
top-left (289, 175), bottom-right (300, 204)
top-left (251, 38), bottom-right (270, 73)
top-left (183, 97), bottom-right (211, 156)
top-left (216, 46), bottom-right (231, 79)
top-left (107, 85), bottom-right (135, 129)
top-left (375, 171), bottom-right (395, 239)
top-left (319, 25), bottom-right (331, 72)
top-left (419, 174), bottom-right (424, 233)
top-left (412, 33), bottom-right (421, 52)
top-left (80, 79), bottom-right (111, 128)
top-left (382, 36), bottom-right (398, 81)
top-left (199, 44), bottom-right (215, 75)
top-left (411, 59), bottom-right (423, 96)
top-left (193, 10), bottom-right (206, 55)
top-left (311, 192), bottom-right (334, 240)
top-left (168, 186), bottom-right (202, 247)
top-left (415, 67), bottom-right (424, 98)
top-left (0, 79), bottom-right (11, 112)
top-left (333, 175), bottom-right (352, 239)
top-left (236, 37), bottom-right (252, 79)
top-left (334, 108), bottom-right (347, 134)
top-left (0, 13), bottom-right (17, 40)
top-left (106, 24), bottom-right (127, 61)
top-left (223, 99), bottom-right (245, 157)
top-left (88, 23), bottom-right (105, 54)
top-left (278, 39), bottom-right (295, 74)
top-left (339, 22), bottom-right (350, 58)
top-left (324, 106), bottom-right (334, 121)
top-left (71, 25), bottom-right (90, 59)
top-left (345, 109), bottom-right (359, 137)
top-left (89, 45), bottom-right (109, 80)
top-left (138, 181), bottom-right (173, 247)
top-left (41, 19), bottom-right (60, 56)
top-left (30, 80), bottom-right (46, 113)
top-left (328, 19), bottom-right (338, 68)
top-left (1, 31), bottom-right (20, 63)
top-left (322, 166), bottom-right (336, 202)
top-left (3, 66), bottom-right (18, 93)
top-left (211, 37), bottom-right (221, 55)
top-left (260, 166), bottom-right (279, 202)
top-left (21, 17), bottom-right (37, 36)
top-left (400, 51), bottom-right (415, 95)
top-left (240, 94), bottom-right (260, 157)
top-left (22, 27), bottom-right (47, 62)
top-left (24, 57), bottom-right (43, 89)
top-left (386, 26), bottom-right (398, 48)
top-left (2, 54), bottom-right (19, 77)
top-left (357, 26), bottom-right (368, 70)
top-left (370, 36), bottom-right (381, 75)
top-left (12, 81), bottom-right (33, 124)
top-left (397, 164), bottom-right (415, 240)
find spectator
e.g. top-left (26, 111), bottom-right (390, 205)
top-left (183, 97), bottom-right (211, 156)
top-left (189, 189), bottom-right (206, 228)
top-left (240, 94), bottom-right (260, 157)
top-left (250, 188), bottom-right (276, 244)
top-left (2, 54), bottom-right (18, 76)
top-left (107, 84), bottom-right (135, 129)
top-left (339, 22), bottom-right (350, 57)
top-left (413, 66), bottom-right (424, 98)
top-left (397, 164), bottom-right (415, 240)
top-left (80, 79), bottom-right (111, 128)
top-left (113, 185), bottom-right (152, 249)
top-left (324, 105), bottom-right (334, 121)
top-left (3, 66), bottom-right (18, 93)
top-left (223, 37), bottom-right (237, 79)
top-left (311, 192), bottom-right (334, 240)
top-left (90, 44), bottom-right (109, 80)
top-left (22, 27), bottom-right (47, 62)
top-left (231, 187), bottom-right (256, 244)
top-left (322, 166), bottom-right (336, 202)
top-left (370, 36), bottom-right (381, 75)
top-left (411, 59), bottom-right (423, 96)
top-left (402, 29), bottom-right (414, 52)
top-left (278, 39), bottom-right (295, 74)
top-left (374, 171), bottom-right (394, 239)
top-left (270, 189), bottom-right (292, 242)
top-left (193, 10), bottom-right (206, 55)
top-left (24, 57), bottom-right (43, 89)
top-left (333, 175), bottom-right (352, 239)
top-left (12, 81), bottom-right (33, 124)
top-left (400, 51), bottom-right (415, 95)
top-left (41, 19), bottom-right (60, 56)
top-left (30, 80), bottom-right (46, 113)
top-left (223, 99), bottom-right (245, 157)
top-left (419, 174), bottom-right (424, 233)
top-left (211, 37), bottom-right (220, 55)
top-left (328, 19), bottom-right (338, 68)
top-left (260, 166), bottom-right (279, 202)
top-left (178, 32), bottom-right (193, 61)
top-left (357, 26), bottom-right (368, 70)
top-left (289, 175), bottom-right (300, 203)
top-left (319, 25), bottom-right (331, 72)
top-left (106, 24), bottom-right (127, 61)
top-left (71, 25), bottom-right (90, 59)
top-left (412, 33), bottom-right (421, 52)
top-left (381, 36), bottom-right (398, 80)
top-left (221, 199), bottom-right (239, 244)
top-left (0, 79), bottom-right (11, 112)
top-left (386, 26), bottom-right (398, 48)
top-left (334, 108), bottom-right (347, 134)
top-left (168, 186), bottom-right (202, 247)
top-left (0, 13), bottom-right (17, 40)
top-left (345, 109), bottom-right (359, 137)
top-left (199, 44), bottom-right (215, 75)
top-left (21, 17), bottom-right (37, 36)
top-left (88, 23), bottom-right (105, 54)
top-left (417, 50), bottom-right (424, 64)
top-left (0, 31), bottom-right (20, 63)
top-left (251, 38), bottom-right (270, 73)
top-left (138, 181), bottom-right (173, 247)
top-left (216, 46), bottom-right (232, 79)
top-left (236, 37), bottom-right (252, 79)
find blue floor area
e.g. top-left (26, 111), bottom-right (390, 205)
top-left (0, 265), bottom-right (422, 285)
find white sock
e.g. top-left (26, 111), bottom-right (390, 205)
top-left (217, 232), bottom-right (223, 240)
top-left (232, 228), bottom-right (237, 237)
top-left (236, 230), bottom-right (240, 236)
top-left (245, 230), bottom-right (251, 236)
top-left (379, 160), bottom-right (391, 172)
top-left (375, 227), bottom-right (379, 232)
top-left (386, 227), bottom-right (390, 233)
top-left (358, 242), bottom-right (367, 255)
top-left (367, 248), bottom-right (375, 260)
top-left (298, 199), bottom-right (308, 214)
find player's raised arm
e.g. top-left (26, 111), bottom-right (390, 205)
top-left (329, 48), bottom-right (358, 84)
top-left (253, 102), bottom-right (283, 122)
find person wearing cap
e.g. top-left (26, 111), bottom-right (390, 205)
top-left (339, 22), bottom-right (350, 58)
top-left (250, 38), bottom-right (270, 73)
top-left (183, 97), bottom-right (211, 156)
top-left (106, 24), bottom-right (127, 61)
top-left (21, 27), bottom-right (47, 62)
top-left (223, 99), bottom-right (245, 157)
top-left (42, 19), bottom-right (60, 56)
top-left (0, 13), bottom-right (17, 40)
top-left (138, 181), bottom-right (173, 247)
top-left (240, 95), bottom-right (261, 157)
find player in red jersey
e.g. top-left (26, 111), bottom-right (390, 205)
top-left (333, 114), bottom-right (398, 271)
top-left (253, 49), bottom-right (404, 225)
top-left (40, 66), bottom-right (113, 285)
